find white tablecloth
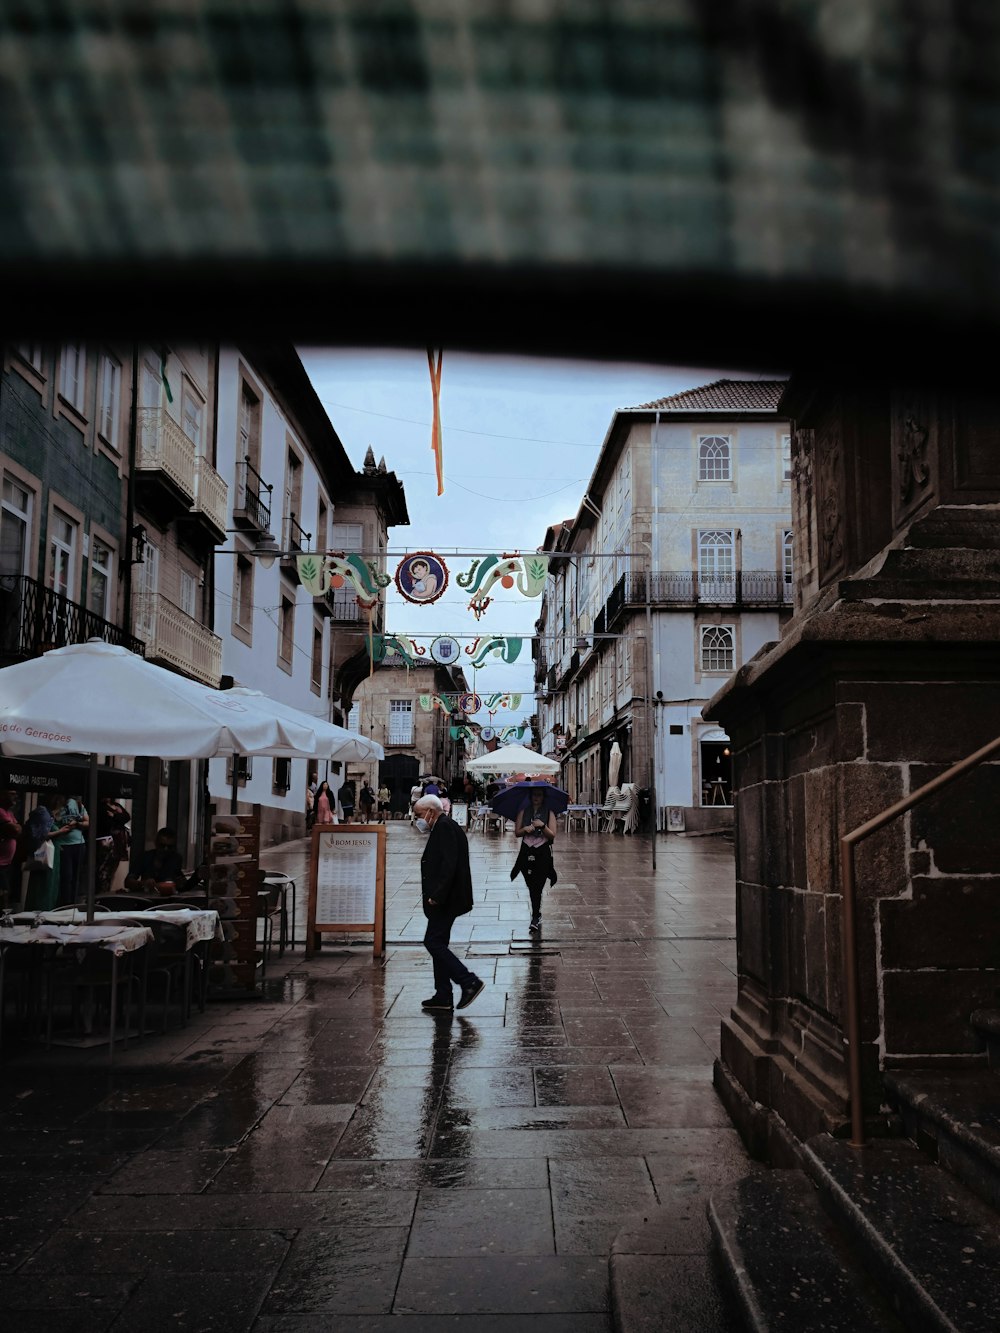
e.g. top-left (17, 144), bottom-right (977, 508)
top-left (14, 908), bottom-right (220, 949)
top-left (0, 922), bottom-right (154, 955)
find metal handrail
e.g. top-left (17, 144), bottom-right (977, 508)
top-left (840, 729), bottom-right (1000, 1147)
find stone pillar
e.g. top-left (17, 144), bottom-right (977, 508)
top-left (706, 375), bottom-right (1000, 1158)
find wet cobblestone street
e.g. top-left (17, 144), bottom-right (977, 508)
top-left (0, 820), bottom-right (749, 1331)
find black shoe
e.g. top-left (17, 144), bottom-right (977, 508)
top-left (421, 994), bottom-right (454, 1011)
top-left (529, 916), bottom-right (541, 932)
top-left (456, 977), bottom-right (485, 1010)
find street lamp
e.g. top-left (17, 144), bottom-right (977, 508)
top-left (634, 536), bottom-right (657, 873)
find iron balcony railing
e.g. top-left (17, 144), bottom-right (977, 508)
top-left (0, 575), bottom-right (144, 659)
top-left (605, 570), bottom-right (794, 624)
top-left (234, 457), bottom-right (273, 533)
top-left (282, 512), bottom-right (311, 554)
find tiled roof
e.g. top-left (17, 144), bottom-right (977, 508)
top-left (631, 379), bottom-right (789, 412)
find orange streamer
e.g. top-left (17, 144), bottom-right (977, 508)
top-left (427, 348), bottom-right (444, 496)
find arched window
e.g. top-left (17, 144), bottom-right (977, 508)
top-left (782, 529), bottom-right (794, 584)
top-left (698, 529), bottom-right (734, 577)
top-left (701, 625), bottom-right (734, 672)
top-left (698, 435), bottom-right (731, 481)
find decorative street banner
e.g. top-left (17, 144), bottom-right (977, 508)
top-left (395, 551), bottom-right (449, 605)
top-left (296, 552), bottom-right (390, 611)
top-left (458, 692), bottom-right (482, 714)
top-left (366, 634), bottom-right (422, 667)
top-left (466, 635), bottom-right (523, 666)
top-left (457, 553), bottom-right (549, 619)
top-left (419, 692), bottom-right (522, 713)
top-left (430, 635), bottom-right (461, 664)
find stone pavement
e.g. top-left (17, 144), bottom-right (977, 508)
top-left (0, 816), bottom-right (752, 1331)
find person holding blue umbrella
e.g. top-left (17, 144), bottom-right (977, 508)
top-left (509, 782), bottom-right (559, 934)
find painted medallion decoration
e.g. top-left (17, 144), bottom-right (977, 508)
top-left (395, 551), bottom-right (449, 605)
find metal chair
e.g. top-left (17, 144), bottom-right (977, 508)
top-left (566, 808), bottom-right (591, 832)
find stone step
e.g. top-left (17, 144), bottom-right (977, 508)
top-left (802, 1134), bottom-right (1000, 1332)
top-left (906, 508), bottom-right (1000, 551)
top-left (883, 1067), bottom-right (1000, 1212)
top-left (708, 1168), bottom-right (908, 1331)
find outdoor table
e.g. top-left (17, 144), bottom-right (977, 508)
top-left (0, 919), bottom-right (154, 1061)
top-left (565, 804), bottom-right (598, 832)
top-left (24, 907), bottom-right (222, 950)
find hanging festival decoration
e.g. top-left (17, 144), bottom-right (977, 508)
top-left (457, 553), bottom-right (549, 619)
top-left (296, 552), bottom-right (390, 611)
top-left (427, 348), bottom-right (445, 496)
top-left (458, 692), bottom-right (482, 714)
top-left (449, 725), bottom-right (478, 742)
top-left (498, 724), bottom-right (528, 743)
top-left (480, 727), bottom-right (496, 742)
top-left (418, 691), bottom-right (521, 712)
top-left (365, 634), bottom-right (422, 667)
top-left (395, 551), bottom-right (449, 606)
top-left (465, 634), bottom-right (523, 666)
top-left (418, 695), bottom-right (459, 714)
top-left (429, 635), bottom-right (461, 665)
top-left (482, 692), bottom-right (522, 711)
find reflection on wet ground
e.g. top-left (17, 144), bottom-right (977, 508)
top-left (0, 821), bottom-right (749, 1329)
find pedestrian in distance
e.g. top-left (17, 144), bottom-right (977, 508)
top-left (414, 794), bottom-right (485, 1012)
top-left (359, 781), bottom-right (376, 823)
top-left (50, 792), bottom-right (89, 907)
top-left (409, 778), bottom-right (424, 824)
top-left (339, 777), bottom-right (355, 822)
top-left (314, 780), bottom-right (335, 825)
top-left (0, 790), bottom-right (22, 908)
top-left (377, 782), bottom-right (391, 823)
top-left (511, 783), bottom-right (558, 933)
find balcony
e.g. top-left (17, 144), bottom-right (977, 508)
top-left (605, 570), bottom-right (795, 624)
top-left (232, 458), bottom-right (273, 535)
top-left (190, 455), bottom-right (229, 543)
top-left (135, 592), bottom-right (222, 687)
top-left (280, 513), bottom-right (312, 585)
top-left (135, 407), bottom-right (196, 522)
top-left (0, 575), bottom-right (144, 663)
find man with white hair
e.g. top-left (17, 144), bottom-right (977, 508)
top-left (414, 793), bottom-right (484, 1011)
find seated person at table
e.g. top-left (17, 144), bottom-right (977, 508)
top-left (124, 827), bottom-right (185, 896)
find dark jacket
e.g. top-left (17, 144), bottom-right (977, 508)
top-left (420, 814), bottom-right (474, 918)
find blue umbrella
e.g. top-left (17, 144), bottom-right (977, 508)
top-left (490, 781), bottom-right (570, 821)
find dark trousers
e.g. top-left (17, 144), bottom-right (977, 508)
top-left (58, 842), bottom-right (86, 905)
top-left (423, 913), bottom-right (475, 997)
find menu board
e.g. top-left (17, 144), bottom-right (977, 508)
top-left (205, 806), bottom-right (262, 991)
top-left (306, 824), bottom-right (386, 959)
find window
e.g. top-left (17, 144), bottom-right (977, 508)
top-left (133, 538), bottom-right (160, 642)
top-left (59, 344), bottom-right (86, 412)
top-left (285, 449), bottom-right (304, 547)
top-left (346, 706), bottom-right (361, 733)
top-left (141, 362), bottom-right (161, 411)
top-left (698, 435), bottom-right (731, 481)
top-left (0, 477), bottom-right (31, 589)
top-left (179, 568), bottom-right (198, 618)
top-left (98, 353), bottom-right (121, 447)
top-left (311, 623), bottom-right (323, 690)
top-left (388, 699), bottom-right (413, 745)
top-left (317, 497), bottom-right (328, 551)
top-left (181, 380), bottom-right (204, 451)
top-left (87, 537), bottom-right (113, 620)
top-left (781, 433), bottom-right (793, 482)
top-left (704, 527), bottom-right (736, 581)
top-left (783, 529), bottom-right (794, 585)
top-left (226, 755), bottom-right (252, 786)
top-left (234, 554), bottom-right (254, 629)
top-left (49, 509), bottom-right (78, 599)
top-left (701, 625), bottom-right (735, 673)
top-left (272, 757), bottom-right (291, 794)
top-left (330, 521), bottom-right (363, 553)
top-left (239, 381), bottom-right (261, 469)
top-left (278, 589), bottom-right (295, 665)
top-left (17, 344), bottom-right (43, 372)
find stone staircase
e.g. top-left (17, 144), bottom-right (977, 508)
top-left (708, 1009), bottom-right (1000, 1331)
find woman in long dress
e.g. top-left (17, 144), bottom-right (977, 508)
top-left (314, 780), bottom-right (335, 825)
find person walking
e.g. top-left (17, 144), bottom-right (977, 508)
top-left (359, 781), bottom-right (376, 823)
top-left (95, 795), bottom-right (131, 894)
top-left (377, 783), bottom-right (391, 823)
top-left (408, 778), bottom-right (424, 824)
top-left (22, 795), bottom-right (58, 911)
top-left (414, 794), bottom-right (484, 1012)
top-left (511, 783), bottom-right (558, 933)
top-left (339, 777), bottom-right (355, 822)
top-left (314, 780), bottom-right (335, 825)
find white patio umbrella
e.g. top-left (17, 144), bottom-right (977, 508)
top-left (465, 742), bottom-right (560, 777)
top-left (608, 741), bottom-right (623, 790)
top-left (0, 641), bottom-right (360, 919)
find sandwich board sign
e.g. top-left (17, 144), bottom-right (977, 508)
top-left (306, 823), bottom-right (386, 959)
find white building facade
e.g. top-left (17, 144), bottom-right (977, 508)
top-left (535, 378), bottom-right (792, 833)
top-left (209, 345), bottom-right (407, 845)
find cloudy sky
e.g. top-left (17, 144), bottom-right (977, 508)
top-left (297, 348), bottom-right (743, 730)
